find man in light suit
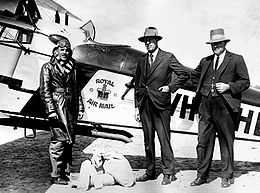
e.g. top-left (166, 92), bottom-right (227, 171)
top-left (190, 28), bottom-right (250, 188)
top-left (134, 27), bottom-right (189, 185)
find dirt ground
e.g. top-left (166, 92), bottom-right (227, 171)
top-left (1, 131), bottom-right (260, 193)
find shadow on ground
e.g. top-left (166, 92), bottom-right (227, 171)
top-left (1, 131), bottom-right (260, 193)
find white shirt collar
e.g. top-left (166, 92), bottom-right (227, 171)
top-left (214, 49), bottom-right (226, 70)
top-left (149, 48), bottom-right (159, 59)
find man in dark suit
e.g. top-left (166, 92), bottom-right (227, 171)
top-left (134, 27), bottom-right (189, 185)
top-left (190, 28), bottom-right (250, 188)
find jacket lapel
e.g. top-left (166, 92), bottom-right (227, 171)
top-left (148, 49), bottom-right (163, 78)
top-left (196, 55), bottom-right (213, 92)
top-left (141, 54), bottom-right (149, 80)
top-left (216, 51), bottom-right (232, 79)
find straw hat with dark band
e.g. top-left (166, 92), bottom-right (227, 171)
top-left (206, 28), bottom-right (230, 44)
top-left (138, 27), bottom-right (162, 42)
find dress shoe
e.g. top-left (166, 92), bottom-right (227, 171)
top-left (161, 174), bottom-right (177, 185)
top-left (136, 173), bottom-right (156, 182)
top-left (50, 177), bottom-right (68, 185)
top-left (229, 177), bottom-right (235, 184)
top-left (190, 177), bottom-right (207, 186)
top-left (221, 178), bottom-right (230, 188)
top-left (221, 177), bottom-right (234, 188)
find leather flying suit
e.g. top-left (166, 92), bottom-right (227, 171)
top-left (40, 58), bottom-right (84, 143)
top-left (40, 57), bottom-right (84, 178)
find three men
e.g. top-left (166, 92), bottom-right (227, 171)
top-left (190, 28), bottom-right (250, 188)
top-left (40, 37), bottom-right (84, 185)
top-left (39, 27), bottom-right (250, 188)
top-left (134, 27), bottom-right (189, 185)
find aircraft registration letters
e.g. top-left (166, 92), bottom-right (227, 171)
top-left (82, 70), bottom-right (260, 142)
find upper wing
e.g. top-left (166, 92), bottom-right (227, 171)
top-left (35, 0), bottom-right (82, 21)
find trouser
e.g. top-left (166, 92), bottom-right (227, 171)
top-left (49, 140), bottom-right (73, 178)
top-left (197, 96), bottom-right (235, 179)
top-left (140, 98), bottom-right (175, 176)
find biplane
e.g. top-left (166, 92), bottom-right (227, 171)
top-left (1, 0), bottom-right (260, 146)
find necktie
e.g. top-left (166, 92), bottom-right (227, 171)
top-left (214, 56), bottom-right (219, 70)
top-left (148, 53), bottom-right (153, 66)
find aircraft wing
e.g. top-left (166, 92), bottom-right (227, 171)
top-left (0, 110), bottom-right (133, 143)
top-left (0, 15), bottom-right (35, 31)
top-left (35, 0), bottom-right (82, 21)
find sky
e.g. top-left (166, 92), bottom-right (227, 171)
top-left (54, 0), bottom-right (260, 85)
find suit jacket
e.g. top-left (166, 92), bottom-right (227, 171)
top-left (134, 49), bottom-right (189, 111)
top-left (191, 51), bottom-right (250, 112)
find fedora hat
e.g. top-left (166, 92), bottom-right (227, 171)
top-left (206, 28), bottom-right (230, 44)
top-left (138, 27), bottom-right (162, 42)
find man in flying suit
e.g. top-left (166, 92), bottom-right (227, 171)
top-left (40, 37), bottom-right (84, 185)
